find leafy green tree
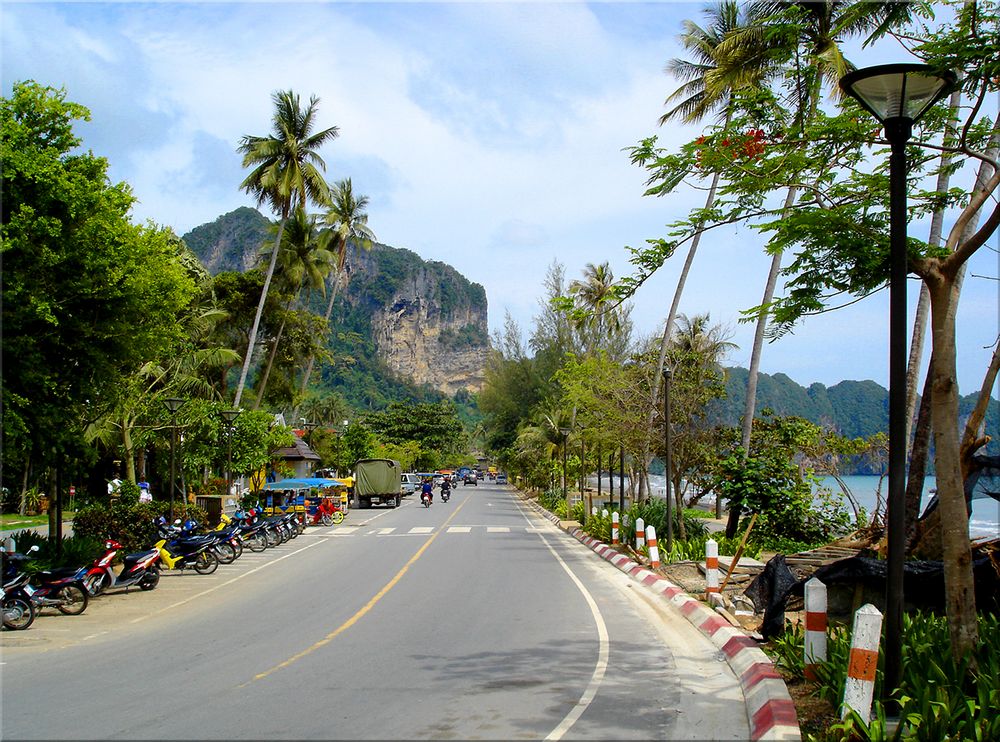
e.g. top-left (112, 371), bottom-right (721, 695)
top-left (234, 89), bottom-right (338, 408)
top-left (2, 81), bottom-right (196, 506)
top-left (361, 401), bottom-right (464, 456)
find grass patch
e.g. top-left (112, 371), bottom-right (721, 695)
top-left (1, 512), bottom-right (74, 530)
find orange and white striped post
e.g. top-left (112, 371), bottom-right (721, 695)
top-left (635, 517), bottom-right (645, 550)
top-left (611, 511), bottom-right (619, 544)
top-left (705, 538), bottom-right (720, 600)
top-left (842, 603), bottom-right (883, 721)
top-left (804, 578), bottom-right (828, 680)
top-left (645, 525), bottom-right (660, 568)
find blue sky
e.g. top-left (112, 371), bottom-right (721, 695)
top-left (4, 1), bottom-right (998, 396)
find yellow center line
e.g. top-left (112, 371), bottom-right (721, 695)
top-left (240, 497), bottom-right (470, 687)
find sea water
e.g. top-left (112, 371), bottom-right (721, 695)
top-left (818, 474), bottom-right (999, 541)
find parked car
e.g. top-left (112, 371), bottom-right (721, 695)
top-left (464, 472), bottom-right (478, 486)
top-left (400, 473), bottom-right (421, 496)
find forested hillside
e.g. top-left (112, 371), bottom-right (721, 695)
top-left (712, 367), bottom-right (998, 445)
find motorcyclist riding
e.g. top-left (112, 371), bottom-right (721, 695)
top-left (421, 477), bottom-right (433, 504)
top-left (440, 477), bottom-right (452, 500)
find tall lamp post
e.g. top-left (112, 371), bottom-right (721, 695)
top-left (219, 409), bottom-right (242, 503)
top-left (839, 63), bottom-right (956, 702)
top-left (560, 427), bottom-right (571, 517)
top-left (163, 397), bottom-right (187, 520)
top-left (663, 367), bottom-right (674, 553)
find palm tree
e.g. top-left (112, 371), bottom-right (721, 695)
top-left (713, 0), bottom-right (915, 535)
top-left (568, 261), bottom-right (629, 356)
top-left (295, 178), bottom-right (375, 412)
top-left (638, 1), bottom-right (759, 510)
top-left (253, 206), bottom-right (334, 409)
top-left (234, 89), bottom-right (338, 408)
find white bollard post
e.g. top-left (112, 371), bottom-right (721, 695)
top-left (3, 536), bottom-right (15, 554)
top-left (646, 525), bottom-right (660, 568)
top-left (705, 539), bottom-right (719, 600)
top-left (635, 517), bottom-right (645, 550)
top-left (841, 604), bottom-right (883, 722)
top-left (611, 512), bottom-right (619, 544)
top-left (804, 578), bottom-right (828, 680)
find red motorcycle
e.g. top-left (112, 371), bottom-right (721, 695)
top-left (83, 540), bottom-right (160, 596)
top-left (311, 497), bottom-right (344, 526)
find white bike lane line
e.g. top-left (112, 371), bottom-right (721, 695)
top-left (505, 494), bottom-right (611, 741)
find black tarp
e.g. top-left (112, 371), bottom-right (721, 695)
top-left (745, 552), bottom-right (1000, 639)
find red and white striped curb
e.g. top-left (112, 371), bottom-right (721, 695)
top-left (525, 499), bottom-right (800, 741)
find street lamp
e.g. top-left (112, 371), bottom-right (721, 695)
top-left (839, 63), bottom-right (956, 702)
top-left (219, 409), bottom-right (242, 503)
top-left (162, 397), bottom-right (187, 520)
top-left (559, 427), bottom-right (571, 518)
top-left (663, 367), bottom-right (674, 554)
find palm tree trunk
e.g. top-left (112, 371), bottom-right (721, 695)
top-left (725, 185), bottom-right (798, 538)
top-left (295, 267), bottom-right (343, 416)
top-left (255, 277), bottom-right (306, 410)
top-left (640, 133), bottom-right (727, 515)
top-left (233, 218), bottom-right (287, 409)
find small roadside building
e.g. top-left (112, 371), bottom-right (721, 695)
top-left (270, 435), bottom-right (321, 480)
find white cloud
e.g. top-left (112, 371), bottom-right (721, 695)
top-left (3, 1), bottom-right (996, 394)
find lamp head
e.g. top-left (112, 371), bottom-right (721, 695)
top-left (839, 63), bottom-right (956, 127)
top-left (219, 409), bottom-right (241, 425)
top-left (163, 397), bottom-right (186, 414)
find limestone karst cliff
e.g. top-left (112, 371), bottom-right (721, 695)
top-left (183, 208), bottom-right (489, 398)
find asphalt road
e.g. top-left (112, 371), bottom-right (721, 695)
top-left (1, 482), bottom-right (749, 740)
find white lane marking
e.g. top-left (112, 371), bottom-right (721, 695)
top-left (487, 527), bottom-right (510, 533)
top-left (447, 527), bottom-right (472, 533)
top-left (408, 527), bottom-right (434, 534)
top-left (129, 539), bottom-right (324, 624)
top-left (371, 528), bottom-right (395, 535)
top-left (512, 496), bottom-right (610, 741)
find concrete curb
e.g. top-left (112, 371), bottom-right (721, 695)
top-left (521, 495), bottom-right (801, 741)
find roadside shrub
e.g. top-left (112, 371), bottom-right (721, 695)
top-left (1, 529), bottom-right (103, 571)
top-left (767, 612), bottom-right (1000, 741)
top-left (73, 499), bottom-right (207, 553)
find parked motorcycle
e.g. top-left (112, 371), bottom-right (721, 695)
top-left (311, 497), bottom-right (344, 526)
top-left (154, 524), bottom-right (219, 574)
top-left (83, 540), bottom-right (160, 596)
top-left (3, 546), bottom-right (88, 616)
top-left (2, 555), bottom-right (36, 630)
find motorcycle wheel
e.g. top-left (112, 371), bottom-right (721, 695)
top-left (213, 542), bottom-right (236, 564)
top-left (331, 511), bottom-right (345, 525)
top-left (320, 513), bottom-right (333, 526)
top-left (2, 596), bottom-right (35, 630)
top-left (56, 584), bottom-right (89, 615)
top-left (264, 528), bottom-right (279, 547)
top-left (230, 539), bottom-right (244, 560)
top-left (246, 532), bottom-right (267, 552)
top-left (194, 551), bottom-right (218, 575)
top-left (85, 572), bottom-right (109, 596)
top-left (139, 568), bottom-right (160, 591)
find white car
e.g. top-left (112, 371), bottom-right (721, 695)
top-left (400, 473), bottom-right (421, 495)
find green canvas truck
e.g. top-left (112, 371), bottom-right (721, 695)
top-left (354, 458), bottom-right (402, 509)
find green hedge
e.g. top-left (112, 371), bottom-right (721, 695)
top-left (72, 499), bottom-right (208, 554)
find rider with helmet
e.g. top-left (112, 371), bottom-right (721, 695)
top-left (421, 477), bottom-right (433, 504)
